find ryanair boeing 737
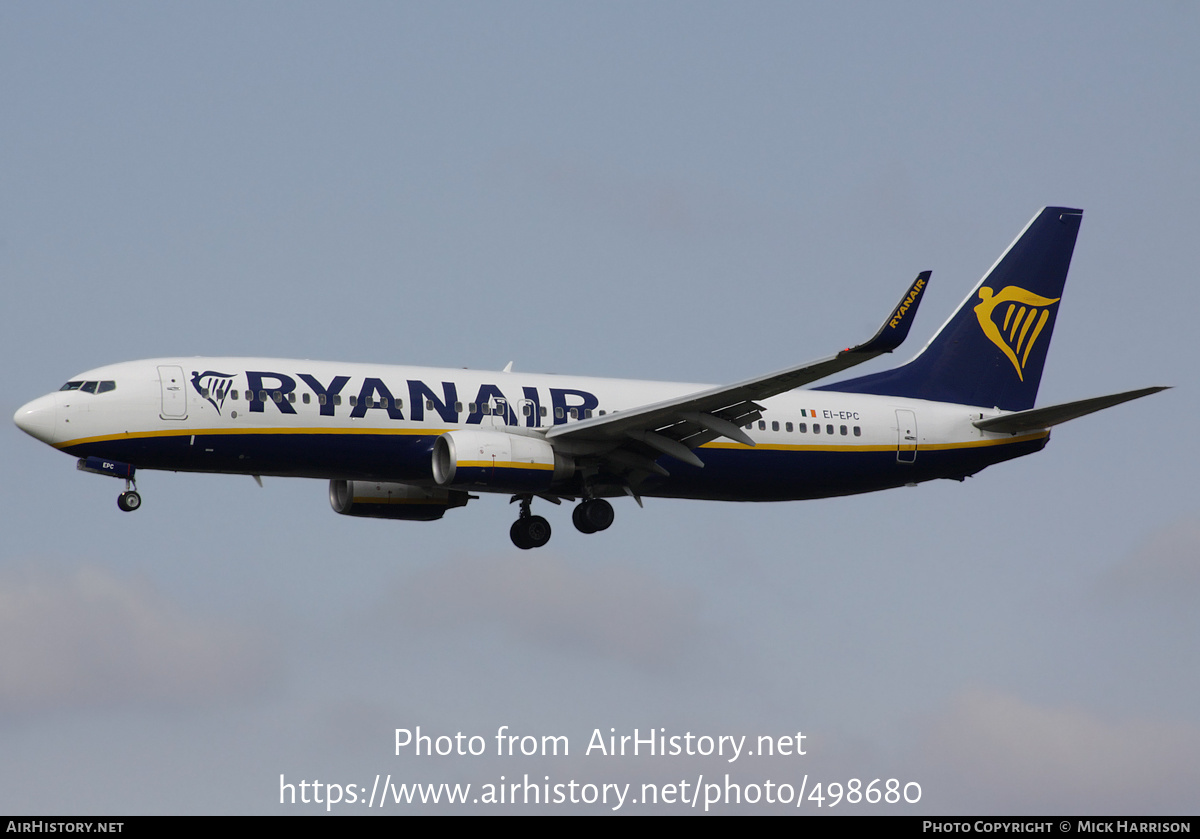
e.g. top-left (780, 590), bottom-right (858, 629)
top-left (14, 208), bottom-right (1165, 549)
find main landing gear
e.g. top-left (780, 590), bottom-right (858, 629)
top-left (510, 496), bottom-right (551, 550)
top-left (509, 496), bottom-right (616, 549)
top-left (572, 498), bottom-right (614, 534)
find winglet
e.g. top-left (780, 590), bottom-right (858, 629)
top-left (843, 271), bottom-right (931, 356)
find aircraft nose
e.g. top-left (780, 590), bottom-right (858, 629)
top-left (14, 394), bottom-right (58, 444)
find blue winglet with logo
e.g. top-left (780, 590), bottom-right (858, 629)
top-left (845, 270), bottom-right (931, 355)
top-left (819, 207), bottom-right (1083, 411)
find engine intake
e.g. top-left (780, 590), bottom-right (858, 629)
top-left (329, 480), bottom-right (469, 521)
top-left (432, 430), bottom-right (574, 491)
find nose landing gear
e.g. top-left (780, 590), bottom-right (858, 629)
top-left (116, 475), bottom-right (141, 512)
top-left (76, 459), bottom-right (142, 513)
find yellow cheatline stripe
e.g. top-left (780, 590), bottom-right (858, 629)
top-left (700, 430), bottom-right (1048, 454)
top-left (703, 441), bottom-right (897, 453)
top-left (58, 426), bottom-right (1048, 456)
top-left (458, 460), bottom-right (554, 471)
top-left (916, 431), bottom-right (1049, 451)
top-left (55, 425), bottom-right (449, 449)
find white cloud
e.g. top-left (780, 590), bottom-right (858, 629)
top-left (0, 566), bottom-right (274, 713)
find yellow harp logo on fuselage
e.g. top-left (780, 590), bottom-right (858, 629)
top-left (973, 286), bottom-right (1060, 381)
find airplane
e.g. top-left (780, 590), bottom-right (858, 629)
top-left (13, 207), bottom-right (1166, 549)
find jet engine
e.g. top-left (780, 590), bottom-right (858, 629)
top-left (432, 430), bottom-right (574, 491)
top-left (329, 480), bottom-right (469, 521)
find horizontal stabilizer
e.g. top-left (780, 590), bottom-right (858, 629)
top-left (973, 386), bottom-right (1169, 434)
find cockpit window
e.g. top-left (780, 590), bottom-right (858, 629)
top-left (60, 380), bottom-right (116, 394)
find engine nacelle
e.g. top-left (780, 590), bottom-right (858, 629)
top-left (432, 430), bottom-right (574, 491)
top-left (329, 480), bottom-right (469, 522)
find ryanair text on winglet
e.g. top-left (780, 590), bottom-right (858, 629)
top-left (890, 277), bottom-right (927, 328)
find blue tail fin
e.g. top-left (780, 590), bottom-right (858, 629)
top-left (818, 207), bottom-right (1083, 411)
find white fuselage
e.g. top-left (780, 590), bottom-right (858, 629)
top-left (15, 357), bottom-right (1046, 503)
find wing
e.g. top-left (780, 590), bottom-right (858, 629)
top-left (545, 272), bottom-right (931, 476)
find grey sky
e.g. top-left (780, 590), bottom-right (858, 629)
top-left (3, 2), bottom-right (1197, 814)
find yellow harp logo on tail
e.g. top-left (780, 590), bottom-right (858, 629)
top-left (973, 286), bottom-right (1061, 381)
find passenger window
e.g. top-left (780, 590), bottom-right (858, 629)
top-left (584, 409), bottom-right (592, 419)
top-left (771, 421), bottom-right (780, 431)
top-left (758, 420), bottom-right (766, 430)
top-left (302, 393), bottom-right (310, 404)
top-left (540, 407), bottom-right (548, 417)
top-left (426, 400), bottom-right (434, 410)
top-left (840, 425), bottom-right (847, 436)
top-left (98, 381), bottom-right (116, 393)
top-left (318, 394), bottom-right (326, 405)
top-left (231, 390), bottom-right (239, 400)
top-left (853, 426), bottom-right (861, 436)
top-left (469, 403), bottom-right (477, 413)
top-left (349, 395), bottom-right (357, 407)
top-left (599, 410), bottom-right (606, 416)
top-left (455, 402), bottom-right (463, 413)
top-left (826, 424), bottom-right (834, 434)
top-left (555, 407), bottom-right (564, 419)
top-left (785, 422), bottom-right (793, 432)
top-left (522, 404), bottom-right (532, 416)
top-left (259, 391), bottom-right (267, 402)
top-left (813, 424), bottom-right (820, 434)
top-left (334, 395), bottom-right (342, 406)
top-left (200, 388), bottom-right (210, 398)
top-left (288, 393), bottom-right (296, 403)
top-left (81, 381), bottom-right (98, 393)
top-left (273, 391), bottom-right (282, 403)
top-left (570, 408), bottom-right (578, 419)
top-left (799, 423), bottom-right (807, 433)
